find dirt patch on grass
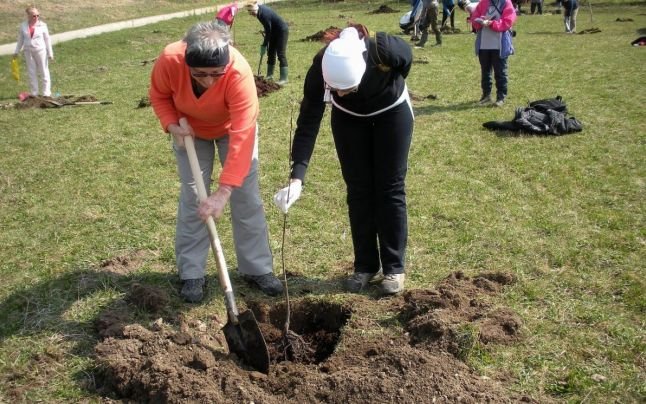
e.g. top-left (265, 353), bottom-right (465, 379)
top-left (301, 26), bottom-right (341, 42)
top-left (368, 5), bottom-right (399, 14)
top-left (255, 76), bottom-right (282, 97)
top-left (94, 271), bottom-right (536, 402)
top-left (99, 250), bottom-right (149, 275)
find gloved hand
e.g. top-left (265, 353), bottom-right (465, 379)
top-left (259, 44), bottom-right (267, 57)
top-left (273, 179), bottom-right (302, 214)
top-left (198, 185), bottom-right (233, 221)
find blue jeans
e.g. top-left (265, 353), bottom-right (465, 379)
top-left (479, 49), bottom-right (508, 101)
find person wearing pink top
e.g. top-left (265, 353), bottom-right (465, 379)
top-left (13, 6), bottom-right (54, 97)
top-left (215, 3), bottom-right (239, 27)
top-left (471, 0), bottom-right (517, 107)
top-left (149, 21), bottom-right (283, 302)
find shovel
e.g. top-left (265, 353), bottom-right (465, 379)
top-left (180, 118), bottom-right (270, 374)
top-left (257, 52), bottom-right (264, 77)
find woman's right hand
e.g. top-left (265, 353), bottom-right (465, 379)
top-left (168, 119), bottom-right (193, 147)
top-left (273, 179), bottom-right (302, 214)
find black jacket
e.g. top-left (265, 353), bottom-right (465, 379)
top-left (291, 32), bottom-right (413, 181)
top-left (257, 5), bottom-right (288, 47)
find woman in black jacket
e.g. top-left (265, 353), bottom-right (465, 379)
top-left (273, 25), bottom-right (414, 295)
top-left (246, 1), bottom-right (289, 84)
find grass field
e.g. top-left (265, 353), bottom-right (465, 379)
top-left (0, 0), bottom-right (644, 401)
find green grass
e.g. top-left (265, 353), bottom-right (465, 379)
top-left (0, 0), bottom-right (219, 45)
top-left (1, 0), bottom-right (644, 401)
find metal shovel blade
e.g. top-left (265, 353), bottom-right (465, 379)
top-left (223, 309), bottom-right (270, 374)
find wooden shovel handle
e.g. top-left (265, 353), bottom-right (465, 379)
top-left (180, 118), bottom-right (239, 319)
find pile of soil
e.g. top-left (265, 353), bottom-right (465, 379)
top-left (579, 27), bottom-right (602, 34)
top-left (255, 76), bottom-right (282, 97)
top-left (409, 90), bottom-right (438, 101)
top-left (301, 26), bottom-right (341, 42)
top-left (14, 95), bottom-right (99, 109)
top-left (369, 5), bottom-right (399, 14)
top-left (94, 271), bottom-right (537, 402)
top-left (136, 96), bottom-right (151, 108)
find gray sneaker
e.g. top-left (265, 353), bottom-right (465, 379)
top-left (478, 95), bottom-right (492, 106)
top-left (181, 278), bottom-right (205, 303)
top-left (344, 272), bottom-right (379, 293)
top-left (493, 99), bottom-right (505, 107)
top-left (241, 273), bottom-right (284, 296)
top-left (381, 274), bottom-right (405, 295)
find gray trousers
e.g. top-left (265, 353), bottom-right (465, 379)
top-left (173, 133), bottom-right (273, 280)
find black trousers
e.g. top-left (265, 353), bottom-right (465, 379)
top-left (331, 101), bottom-right (413, 275)
top-left (267, 29), bottom-right (288, 67)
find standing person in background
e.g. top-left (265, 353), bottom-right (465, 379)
top-left (149, 21), bottom-right (283, 303)
top-left (562, 0), bottom-right (579, 33)
top-left (273, 25), bottom-right (414, 296)
top-left (471, 0), bottom-right (517, 107)
top-left (457, 0), bottom-right (479, 32)
top-left (441, 0), bottom-right (456, 31)
top-left (416, 0), bottom-right (442, 48)
top-left (215, 2), bottom-right (239, 28)
top-left (13, 5), bottom-right (54, 97)
top-left (246, 1), bottom-right (289, 84)
top-left (530, 0), bottom-right (543, 14)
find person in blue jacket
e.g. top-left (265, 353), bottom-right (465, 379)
top-left (442, 0), bottom-right (456, 31)
top-left (561, 0), bottom-right (579, 33)
top-left (246, 1), bottom-right (289, 84)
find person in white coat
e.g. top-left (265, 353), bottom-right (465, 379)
top-left (13, 6), bottom-right (54, 97)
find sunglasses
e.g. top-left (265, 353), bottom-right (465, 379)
top-left (190, 68), bottom-right (227, 78)
top-left (30, 14), bottom-right (40, 18)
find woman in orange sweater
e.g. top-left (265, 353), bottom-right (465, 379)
top-left (149, 20), bottom-right (282, 302)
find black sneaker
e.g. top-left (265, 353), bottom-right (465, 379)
top-left (241, 273), bottom-right (284, 296)
top-left (181, 278), bottom-right (205, 303)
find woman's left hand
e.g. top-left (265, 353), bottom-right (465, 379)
top-left (198, 185), bottom-right (233, 221)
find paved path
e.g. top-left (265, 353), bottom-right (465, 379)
top-left (0, 1), bottom-right (281, 56)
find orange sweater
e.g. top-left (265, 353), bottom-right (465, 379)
top-left (149, 41), bottom-right (259, 187)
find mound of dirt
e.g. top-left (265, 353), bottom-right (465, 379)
top-left (256, 76), bottom-right (282, 97)
top-left (409, 91), bottom-right (438, 101)
top-left (369, 5), bottom-right (399, 14)
top-left (94, 272), bottom-right (535, 402)
top-left (301, 26), bottom-right (340, 42)
top-left (14, 95), bottom-right (100, 109)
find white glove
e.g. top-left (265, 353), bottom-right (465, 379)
top-left (273, 179), bottom-right (302, 214)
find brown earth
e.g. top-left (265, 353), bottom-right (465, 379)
top-left (94, 271), bottom-right (538, 402)
top-left (13, 94), bottom-right (98, 109)
top-left (368, 5), bottom-right (400, 14)
top-left (301, 26), bottom-right (341, 42)
top-left (255, 76), bottom-right (282, 97)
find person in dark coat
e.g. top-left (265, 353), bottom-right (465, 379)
top-left (561, 0), bottom-right (579, 33)
top-left (273, 25), bottom-right (414, 295)
top-left (246, 1), bottom-right (289, 84)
